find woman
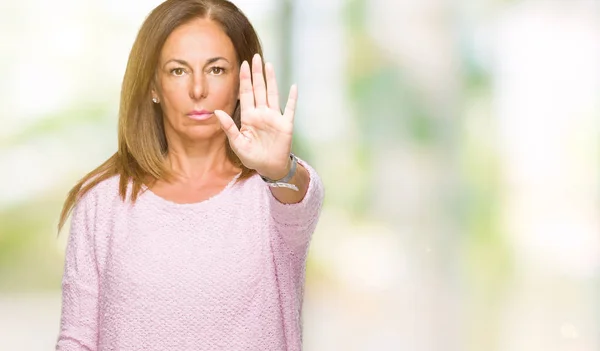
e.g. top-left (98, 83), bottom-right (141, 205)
top-left (55, 0), bottom-right (324, 350)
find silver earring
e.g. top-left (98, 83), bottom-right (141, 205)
top-left (152, 97), bottom-right (159, 104)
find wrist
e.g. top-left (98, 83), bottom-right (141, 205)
top-left (259, 154), bottom-right (294, 181)
top-left (260, 154), bottom-right (299, 191)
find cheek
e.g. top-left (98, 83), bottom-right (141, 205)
top-left (157, 79), bottom-right (189, 129)
top-left (160, 78), bottom-right (188, 102)
top-left (211, 77), bottom-right (239, 105)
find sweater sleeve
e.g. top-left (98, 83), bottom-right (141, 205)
top-left (56, 192), bottom-right (100, 351)
top-left (268, 158), bottom-right (325, 253)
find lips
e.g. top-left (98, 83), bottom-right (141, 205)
top-left (188, 110), bottom-right (213, 121)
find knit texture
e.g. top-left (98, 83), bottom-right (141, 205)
top-left (56, 160), bottom-right (324, 351)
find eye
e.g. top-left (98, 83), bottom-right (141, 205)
top-left (209, 67), bottom-right (225, 75)
top-left (170, 68), bottom-right (186, 76)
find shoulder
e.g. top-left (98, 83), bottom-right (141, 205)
top-left (68, 174), bottom-right (132, 235)
top-left (75, 174), bottom-right (125, 210)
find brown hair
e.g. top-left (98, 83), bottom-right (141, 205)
top-left (58, 0), bottom-right (263, 232)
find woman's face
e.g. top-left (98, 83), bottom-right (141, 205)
top-left (153, 18), bottom-right (239, 143)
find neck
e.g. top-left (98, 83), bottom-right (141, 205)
top-left (165, 134), bottom-right (237, 182)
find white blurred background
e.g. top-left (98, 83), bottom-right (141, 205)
top-left (1, 0), bottom-right (599, 350)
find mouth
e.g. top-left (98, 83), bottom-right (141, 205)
top-left (187, 110), bottom-right (213, 121)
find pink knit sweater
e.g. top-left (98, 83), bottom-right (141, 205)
top-left (55, 160), bottom-right (324, 351)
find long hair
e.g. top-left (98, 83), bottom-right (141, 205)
top-left (58, 0), bottom-right (263, 232)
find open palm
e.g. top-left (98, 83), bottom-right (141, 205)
top-left (215, 54), bottom-right (297, 180)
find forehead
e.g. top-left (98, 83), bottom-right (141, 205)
top-left (160, 18), bottom-right (237, 63)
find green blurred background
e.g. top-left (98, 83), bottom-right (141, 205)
top-left (1, 0), bottom-right (599, 350)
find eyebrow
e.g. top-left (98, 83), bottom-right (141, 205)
top-left (163, 57), bottom-right (229, 68)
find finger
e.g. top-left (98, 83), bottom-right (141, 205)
top-left (239, 61), bottom-right (254, 114)
top-left (214, 110), bottom-right (242, 144)
top-left (265, 62), bottom-right (280, 112)
top-left (283, 84), bottom-right (298, 124)
top-left (251, 54), bottom-right (267, 108)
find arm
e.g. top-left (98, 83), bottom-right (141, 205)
top-left (268, 161), bottom-right (310, 205)
top-left (56, 195), bottom-right (99, 351)
top-left (214, 54), bottom-right (324, 246)
top-left (267, 158), bottom-right (324, 252)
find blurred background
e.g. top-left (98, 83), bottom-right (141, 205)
top-left (1, 0), bottom-right (599, 350)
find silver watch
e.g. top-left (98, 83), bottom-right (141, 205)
top-left (260, 153), bottom-right (299, 191)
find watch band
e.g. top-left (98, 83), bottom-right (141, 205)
top-left (260, 153), bottom-right (299, 191)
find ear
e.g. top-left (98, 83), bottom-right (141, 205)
top-left (150, 81), bottom-right (163, 102)
top-left (150, 77), bottom-right (161, 98)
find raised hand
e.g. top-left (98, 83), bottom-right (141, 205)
top-left (215, 53), bottom-right (297, 180)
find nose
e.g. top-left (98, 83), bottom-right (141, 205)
top-left (190, 71), bottom-right (207, 100)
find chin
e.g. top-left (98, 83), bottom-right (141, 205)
top-left (182, 124), bottom-right (223, 141)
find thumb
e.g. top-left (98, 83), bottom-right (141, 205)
top-left (214, 110), bottom-right (241, 142)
